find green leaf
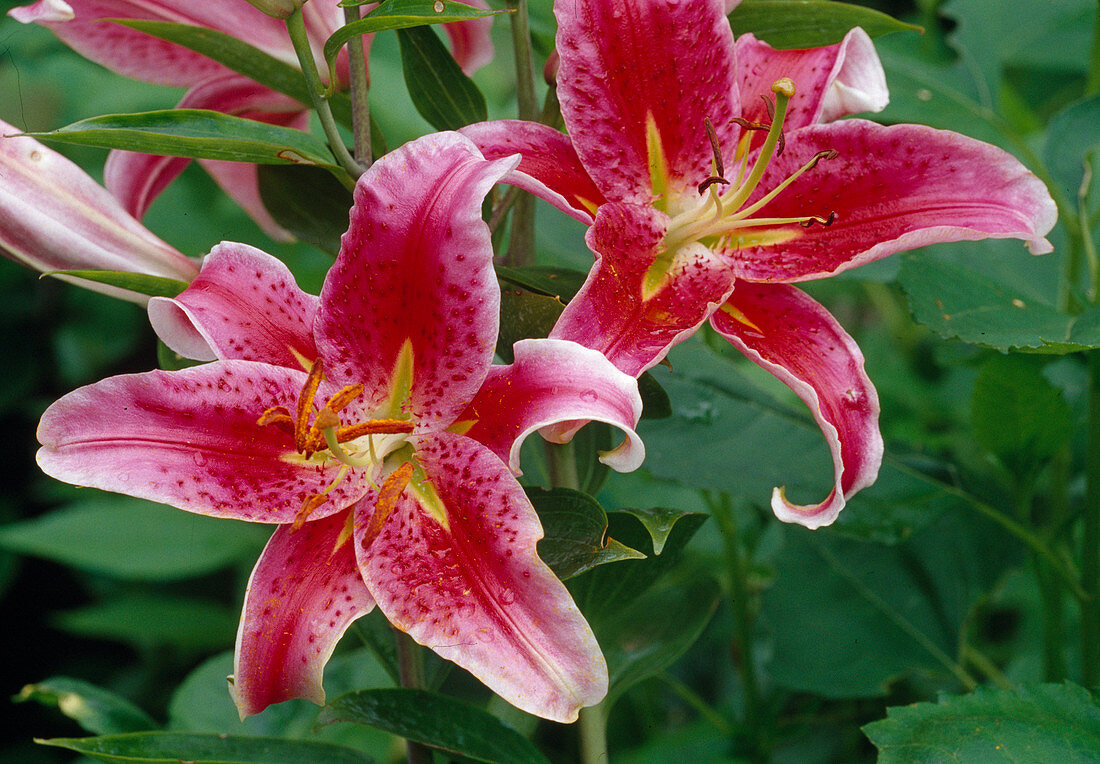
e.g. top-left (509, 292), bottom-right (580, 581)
top-left (1045, 96), bottom-right (1100, 201)
top-left (0, 497), bottom-right (267, 580)
top-left (971, 355), bottom-right (1072, 481)
top-left (396, 25), bottom-right (486, 130)
top-left (44, 270), bottom-right (188, 298)
top-left (317, 688), bottom-right (548, 764)
top-left (571, 421), bottom-right (614, 496)
top-left (495, 265), bottom-right (587, 301)
top-left (496, 287), bottom-right (564, 362)
top-left (615, 507), bottom-right (695, 556)
top-left (38, 732), bottom-right (375, 764)
top-left (527, 487), bottom-right (646, 580)
top-left (323, 1), bottom-right (506, 87)
top-left (257, 164), bottom-right (355, 256)
top-left (863, 682), bottom-right (1100, 763)
top-left (15, 677), bottom-right (158, 735)
top-left (158, 340), bottom-right (205, 371)
top-left (728, 0), bottom-right (919, 49)
top-left (27, 110), bottom-right (339, 168)
top-left (52, 593), bottom-right (238, 651)
top-left (638, 371), bottom-right (672, 420)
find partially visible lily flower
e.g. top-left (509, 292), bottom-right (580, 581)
top-left (464, 0), bottom-right (1057, 528)
top-left (10, 0), bottom-right (494, 239)
top-left (0, 118), bottom-right (198, 301)
top-left (37, 132), bottom-right (645, 722)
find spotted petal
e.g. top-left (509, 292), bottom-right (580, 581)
top-left (459, 338), bottom-right (644, 473)
top-left (149, 242), bottom-right (318, 367)
top-left (316, 132), bottom-right (518, 428)
top-left (233, 510), bottom-right (375, 718)
top-left (710, 282), bottom-right (882, 528)
top-left (36, 361), bottom-right (370, 524)
top-left (355, 432), bottom-right (606, 723)
top-left (727, 121), bottom-right (1058, 282)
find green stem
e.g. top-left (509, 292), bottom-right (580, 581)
top-left (504, 0), bottom-right (537, 266)
top-left (394, 629), bottom-right (433, 764)
top-left (1083, 352), bottom-right (1100, 688)
top-left (342, 4), bottom-right (372, 167)
top-left (1016, 483), bottom-right (1068, 681)
top-left (961, 644), bottom-right (1014, 692)
top-left (1086, 0), bottom-right (1100, 95)
top-left (545, 440), bottom-right (580, 492)
top-left (286, 8), bottom-right (363, 180)
top-left (657, 673), bottom-right (733, 735)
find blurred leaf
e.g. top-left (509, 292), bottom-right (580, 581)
top-left (0, 497), bottom-right (267, 580)
top-left (44, 271), bottom-right (188, 298)
top-left (257, 164), bottom-right (355, 256)
top-left (1045, 96), bottom-right (1100, 201)
top-left (15, 677), bottom-right (158, 735)
top-left (38, 732), bottom-right (374, 764)
top-left (972, 355), bottom-right (1072, 481)
top-left (729, 0), bottom-right (919, 49)
top-left (495, 265), bottom-right (587, 301)
top-left (863, 682), bottom-right (1100, 762)
top-left (27, 110), bottom-right (340, 168)
top-left (602, 577), bottom-right (721, 709)
top-left (324, 1), bottom-right (507, 86)
top-left (397, 25), bottom-right (486, 130)
top-left (317, 688), bottom-right (548, 764)
top-left (53, 593), bottom-right (238, 651)
top-left (762, 505), bottom-right (1022, 697)
top-left (158, 340), bottom-right (206, 371)
top-left (528, 487), bottom-right (646, 580)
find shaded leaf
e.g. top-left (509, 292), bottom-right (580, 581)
top-left (15, 677), bottom-right (158, 735)
top-left (257, 164), bottom-right (355, 256)
top-left (1045, 96), bottom-right (1100, 200)
top-left (616, 507), bottom-right (694, 556)
top-left (397, 25), bottom-right (486, 130)
top-left (729, 0), bottom-right (919, 49)
top-left (38, 732), bottom-right (374, 764)
top-left (44, 270), bottom-right (188, 299)
top-left (317, 688), bottom-right (548, 764)
top-left (863, 682), bottom-right (1100, 763)
top-left (53, 593), bottom-right (238, 651)
top-left (495, 265), bottom-right (587, 301)
top-left (496, 287), bottom-right (564, 362)
top-left (527, 487), bottom-right (646, 580)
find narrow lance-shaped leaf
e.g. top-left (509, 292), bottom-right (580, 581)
top-left (24, 111), bottom-right (341, 170)
top-left (38, 732), bottom-right (376, 764)
top-left (15, 677), bottom-right (159, 735)
top-left (323, 0), bottom-right (507, 86)
top-left (44, 271), bottom-right (189, 299)
top-left (729, 0), bottom-right (920, 50)
top-left (397, 25), bottom-right (487, 130)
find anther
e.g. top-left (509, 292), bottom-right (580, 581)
top-left (359, 461), bottom-right (416, 551)
top-left (698, 117), bottom-right (730, 195)
top-left (295, 359), bottom-right (325, 452)
top-left (257, 406), bottom-right (294, 435)
top-left (293, 493), bottom-right (329, 530)
top-left (799, 211), bottom-right (837, 228)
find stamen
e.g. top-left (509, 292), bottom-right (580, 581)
top-left (335, 418), bottom-right (415, 444)
top-left (725, 148), bottom-right (838, 224)
top-left (293, 493), bottom-right (329, 530)
top-left (325, 383), bottom-right (364, 414)
top-left (257, 406), bottom-right (294, 435)
top-left (697, 117), bottom-right (730, 195)
top-left (295, 359), bottom-right (325, 452)
top-left (359, 461), bottom-right (415, 551)
top-left (720, 78), bottom-right (796, 214)
top-left (799, 212), bottom-right (837, 228)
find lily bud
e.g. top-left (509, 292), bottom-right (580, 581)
top-left (242, 0), bottom-right (308, 19)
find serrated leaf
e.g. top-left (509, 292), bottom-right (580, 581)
top-left (397, 25), bottom-right (486, 130)
top-left (528, 487), bottom-right (646, 580)
top-left (44, 270), bottom-right (188, 299)
top-left (317, 688), bottom-right (548, 764)
top-left (0, 497), bottom-right (266, 580)
top-left (26, 110), bottom-right (340, 168)
top-left (863, 682), bottom-right (1100, 763)
top-left (729, 0), bottom-right (919, 49)
top-left (257, 164), bottom-right (355, 256)
top-left (38, 732), bottom-right (375, 764)
top-left (52, 593), bottom-right (238, 650)
top-left (323, 1), bottom-right (506, 86)
top-left (15, 677), bottom-right (158, 735)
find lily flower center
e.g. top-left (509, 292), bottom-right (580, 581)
top-left (644, 78), bottom-right (838, 297)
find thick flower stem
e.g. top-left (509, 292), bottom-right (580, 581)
top-left (285, 8), bottom-right (363, 180)
top-left (343, 4), bottom-right (372, 167)
top-left (394, 628), bottom-right (433, 764)
top-left (504, 0), bottom-right (537, 266)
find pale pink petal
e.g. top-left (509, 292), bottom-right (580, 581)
top-left (461, 120), bottom-right (604, 223)
top-left (9, 0), bottom-right (293, 87)
top-left (551, 203), bottom-right (736, 376)
top-left (103, 150), bottom-right (189, 221)
top-left (735, 28), bottom-right (887, 131)
top-left (0, 120), bottom-right (197, 298)
top-left (458, 338), bottom-right (644, 473)
top-left (233, 510), bottom-right (375, 718)
top-left (355, 432), bottom-right (607, 723)
top-left (149, 243), bottom-right (318, 367)
top-left (36, 361), bottom-right (371, 523)
top-left (710, 282), bottom-right (882, 528)
top-left (555, 0), bottom-right (740, 203)
top-left (724, 0), bottom-right (741, 12)
top-left (727, 121), bottom-right (1058, 282)
top-left (316, 133), bottom-right (518, 428)
top-left (442, 0), bottom-right (494, 74)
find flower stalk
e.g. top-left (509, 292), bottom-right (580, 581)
top-left (395, 628), bottom-right (433, 764)
top-left (504, 0), bottom-right (537, 266)
top-left (343, 4), bottom-right (372, 167)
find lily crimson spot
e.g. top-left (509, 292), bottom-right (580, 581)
top-left (463, 0), bottom-right (1057, 528)
top-left (36, 132), bottom-right (646, 723)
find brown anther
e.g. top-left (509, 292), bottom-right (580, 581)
top-left (697, 116), bottom-right (730, 195)
top-left (257, 405), bottom-right (295, 435)
top-left (359, 461), bottom-right (416, 551)
top-left (761, 93), bottom-right (775, 120)
top-left (335, 418), bottom-right (416, 445)
top-left (805, 149), bottom-right (839, 170)
top-left (295, 359), bottom-right (325, 452)
top-left (293, 492), bottom-right (329, 531)
top-left (799, 211), bottom-right (838, 228)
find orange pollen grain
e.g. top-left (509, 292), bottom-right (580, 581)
top-left (359, 461), bottom-right (416, 551)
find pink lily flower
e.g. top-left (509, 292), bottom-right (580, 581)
top-left (463, 0), bottom-right (1057, 529)
top-left (10, 0), bottom-right (494, 240)
top-left (0, 118), bottom-right (198, 300)
top-left (35, 132), bottom-right (645, 722)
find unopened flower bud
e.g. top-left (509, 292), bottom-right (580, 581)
top-left (243, 0), bottom-right (308, 19)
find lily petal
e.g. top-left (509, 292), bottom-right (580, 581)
top-left (728, 121), bottom-right (1059, 282)
top-left (0, 119), bottom-right (197, 299)
top-left (551, 203), bottom-right (735, 376)
top-left (355, 432), bottom-right (607, 723)
top-left (461, 120), bottom-right (604, 223)
top-left (149, 242), bottom-right (318, 367)
top-left (233, 510), bottom-right (375, 718)
top-left (554, 0), bottom-right (740, 203)
top-left (36, 361), bottom-right (369, 523)
top-left (735, 28), bottom-right (888, 131)
top-left (442, 0), bottom-right (495, 75)
top-left (316, 132), bottom-right (518, 427)
top-left (459, 338), bottom-right (644, 473)
top-left (710, 282), bottom-right (882, 528)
